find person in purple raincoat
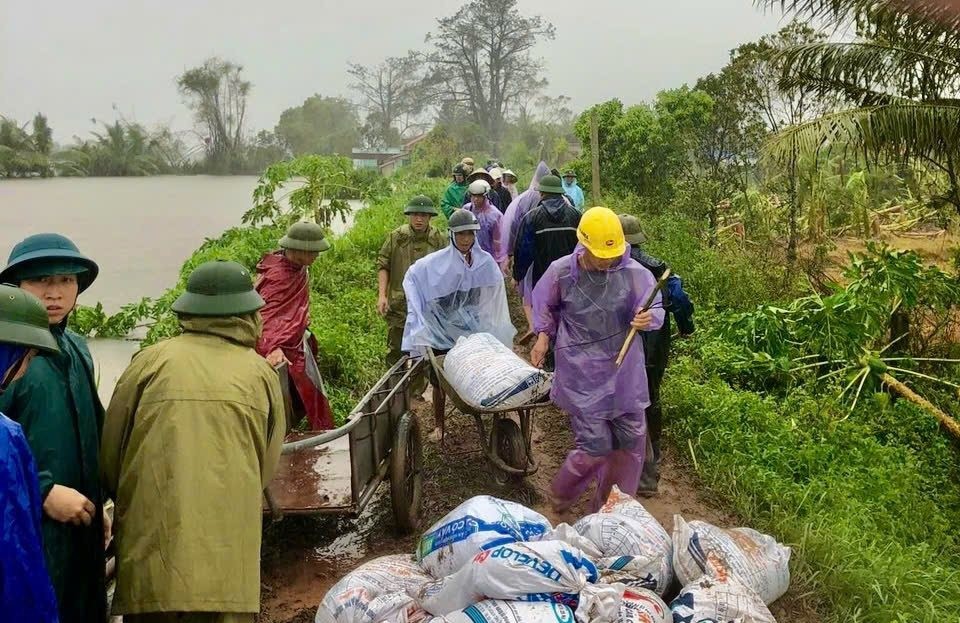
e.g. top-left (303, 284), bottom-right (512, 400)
top-left (500, 161), bottom-right (552, 339)
top-left (530, 207), bottom-right (663, 514)
top-left (464, 180), bottom-right (505, 268)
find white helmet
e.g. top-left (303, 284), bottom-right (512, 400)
top-left (468, 180), bottom-right (489, 196)
top-left (489, 167), bottom-right (503, 180)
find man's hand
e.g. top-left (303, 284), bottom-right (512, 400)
top-left (377, 295), bottom-right (390, 317)
top-left (631, 309), bottom-right (655, 331)
top-left (266, 349), bottom-right (290, 367)
top-left (44, 485), bottom-right (95, 526)
top-left (530, 333), bottom-right (550, 368)
top-left (103, 506), bottom-right (113, 549)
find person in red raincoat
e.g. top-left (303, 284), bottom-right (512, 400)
top-left (255, 221), bottom-right (334, 430)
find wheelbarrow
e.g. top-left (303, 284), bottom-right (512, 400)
top-left (426, 349), bottom-right (549, 484)
top-left (262, 357), bottom-right (426, 534)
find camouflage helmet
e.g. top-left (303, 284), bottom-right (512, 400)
top-left (279, 221), bottom-right (330, 253)
top-left (0, 285), bottom-right (59, 353)
top-left (404, 195), bottom-right (438, 216)
top-left (171, 260), bottom-right (265, 317)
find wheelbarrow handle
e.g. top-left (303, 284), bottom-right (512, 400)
top-left (615, 269), bottom-right (671, 367)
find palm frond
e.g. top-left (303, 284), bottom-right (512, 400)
top-left (756, 0), bottom-right (960, 37)
top-left (762, 102), bottom-right (960, 165)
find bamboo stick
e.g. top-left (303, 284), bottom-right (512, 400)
top-left (881, 373), bottom-right (960, 440)
top-left (615, 269), bottom-right (671, 367)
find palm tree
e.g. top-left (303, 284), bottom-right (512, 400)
top-left (757, 0), bottom-right (960, 213)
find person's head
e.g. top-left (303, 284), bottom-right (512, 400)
top-left (448, 209), bottom-right (480, 255)
top-left (562, 170), bottom-right (577, 185)
top-left (617, 213), bottom-right (647, 247)
top-left (0, 233), bottom-right (99, 326)
top-left (171, 260), bottom-right (265, 319)
top-left (468, 181), bottom-right (488, 210)
top-left (404, 195), bottom-right (438, 232)
top-left (537, 175), bottom-right (565, 201)
top-left (0, 285), bottom-right (59, 392)
top-left (577, 207), bottom-right (626, 272)
top-left (489, 167), bottom-right (504, 188)
top-left (467, 170), bottom-right (495, 189)
top-left (460, 157), bottom-right (475, 173)
top-left (453, 163), bottom-right (468, 184)
top-left (502, 170), bottom-right (518, 185)
top-left (279, 221), bottom-right (330, 267)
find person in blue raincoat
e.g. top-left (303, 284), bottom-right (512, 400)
top-left (0, 284), bottom-right (62, 623)
top-left (561, 171), bottom-right (585, 211)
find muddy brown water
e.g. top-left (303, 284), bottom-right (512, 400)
top-left (0, 176), bottom-right (360, 401)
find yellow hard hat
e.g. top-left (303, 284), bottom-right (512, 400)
top-left (577, 207), bottom-right (626, 259)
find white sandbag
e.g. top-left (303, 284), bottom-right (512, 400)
top-left (669, 575), bottom-right (776, 623)
top-left (618, 588), bottom-right (670, 623)
top-left (571, 487), bottom-right (673, 596)
top-left (672, 515), bottom-right (790, 606)
top-left (432, 600), bottom-right (575, 623)
top-left (411, 540), bottom-right (619, 622)
top-left (416, 495), bottom-right (552, 578)
top-left (443, 333), bottom-right (551, 408)
top-left (316, 555), bottom-right (433, 623)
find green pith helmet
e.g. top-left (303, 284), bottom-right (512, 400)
top-left (563, 170), bottom-right (577, 178)
top-left (448, 208), bottom-right (481, 233)
top-left (279, 221), bottom-right (330, 253)
top-left (404, 195), bottom-right (438, 216)
top-left (538, 175), bottom-right (565, 195)
top-left (452, 163), bottom-right (468, 177)
top-left (0, 233), bottom-right (99, 293)
top-left (618, 213), bottom-right (647, 245)
top-left (171, 260), bottom-right (265, 317)
top-left (0, 285), bottom-right (59, 353)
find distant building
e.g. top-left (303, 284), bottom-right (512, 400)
top-left (351, 133), bottom-right (430, 175)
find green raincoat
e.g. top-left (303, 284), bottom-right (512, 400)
top-left (441, 181), bottom-right (468, 218)
top-left (0, 324), bottom-right (107, 623)
top-left (100, 313), bottom-right (285, 615)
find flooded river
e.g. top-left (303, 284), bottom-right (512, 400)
top-left (0, 175), bottom-right (359, 403)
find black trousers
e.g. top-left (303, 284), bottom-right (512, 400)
top-left (646, 366), bottom-right (665, 461)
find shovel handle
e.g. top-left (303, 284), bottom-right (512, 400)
top-left (615, 269), bottom-right (671, 367)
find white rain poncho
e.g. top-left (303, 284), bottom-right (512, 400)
top-left (401, 236), bottom-right (516, 355)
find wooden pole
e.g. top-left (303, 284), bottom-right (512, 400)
top-left (590, 111), bottom-right (601, 205)
top-left (615, 270), bottom-right (671, 367)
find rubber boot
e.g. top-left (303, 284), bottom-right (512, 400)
top-left (637, 436), bottom-right (659, 497)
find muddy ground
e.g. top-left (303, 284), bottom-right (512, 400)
top-left (258, 380), bottom-right (824, 621)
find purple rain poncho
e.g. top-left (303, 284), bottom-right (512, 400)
top-left (532, 244), bottom-right (664, 419)
top-left (499, 161), bottom-right (552, 303)
top-left (401, 235), bottom-right (516, 356)
top-left (463, 197), bottom-right (505, 264)
top-left (533, 244), bottom-right (664, 511)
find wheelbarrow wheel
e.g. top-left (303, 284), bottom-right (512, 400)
top-left (391, 412), bottom-right (422, 534)
top-left (491, 418), bottom-right (527, 485)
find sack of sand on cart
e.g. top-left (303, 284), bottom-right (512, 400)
top-left (443, 333), bottom-right (551, 409)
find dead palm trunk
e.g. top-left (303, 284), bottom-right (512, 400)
top-left (881, 373), bottom-right (960, 440)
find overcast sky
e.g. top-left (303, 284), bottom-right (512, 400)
top-left (1, 0), bottom-right (789, 144)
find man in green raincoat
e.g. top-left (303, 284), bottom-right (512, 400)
top-left (377, 194), bottom-right (447, 374)
top-left (0, 233), bottom-right (108, 623)
top-left (440, 163), bottom-right (469, 218)
top-left (101, 260), bottom-right (286, 623)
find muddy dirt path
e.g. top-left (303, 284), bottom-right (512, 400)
top-left (258, 404), bottom-right (824, 622)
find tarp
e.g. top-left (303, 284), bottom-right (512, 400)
top-left (255, 251), bottom-right (333, 430)
top-left (401, 237), bottom-right (516, 355)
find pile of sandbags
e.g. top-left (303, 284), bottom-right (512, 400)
top-left (315, 491), bottom-right (792, 623)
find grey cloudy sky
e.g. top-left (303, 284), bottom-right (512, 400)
top-left (1, 0), bottom-right (788, 144)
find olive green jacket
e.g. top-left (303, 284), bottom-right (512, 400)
top-left (378, 224), bottom-right (447, 327)
top-left (101, 314), bottom-right (285, 614)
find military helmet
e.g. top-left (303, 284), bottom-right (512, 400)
top-left (452, 163), bottom-right (468, 177)
top-left (171, 260), bottom-right (265, 317)
top-left (0, 233), bottom-right (99, 293)
top-left (448, 208), bottom-right (481, 233)
top-left (279, 221), bottom-right (330, 253)
top-left (404, 195), bottom-right (439, 216)
top-left (617, 213), bottom-right (647, 245)
top-left (0, 285), bottom-right (59, 353)
top-left (538, 175), bottom-right (565, 195)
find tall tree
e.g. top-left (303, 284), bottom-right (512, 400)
top-left (176, 57), bottom-right (250, 167)
top-left (31, 114), bottom-right (53, 156)
top-left (274, 94), bottom-right (360, 156)
top-left (425, 0), bottom-right (555, 149)
top-left (348, 52), bottom-right (430, 146)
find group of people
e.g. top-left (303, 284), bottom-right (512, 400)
top-left (0, 224), bottom-right (338, 622)
top-left (1, 157), bottom-right (692, 622)
top-left (380, 158), bottom-right (694, 513)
